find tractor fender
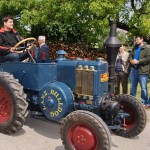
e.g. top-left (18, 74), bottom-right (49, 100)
top-left (38, 81), bottom-right (74, 120)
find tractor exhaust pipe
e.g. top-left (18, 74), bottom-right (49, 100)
top-left (104, 21), bottom-right (121, 94)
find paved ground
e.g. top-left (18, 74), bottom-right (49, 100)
top-left (146, 110), bottom-right (150, 121)
top-left (0, 111), bottom-right (150, 150)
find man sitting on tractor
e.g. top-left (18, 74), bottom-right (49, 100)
top-left (0, 15), bottom-right (30, 63)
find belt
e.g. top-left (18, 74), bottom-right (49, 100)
top-left (132, 68), bottom-right (138, 70)
top-left (131, 66), bottom-right (138, 70)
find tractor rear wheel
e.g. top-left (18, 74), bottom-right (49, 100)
top-left (113, 94), bottom-right (146, 138)
top-left (60, 110), bottom-right (112, 150)
top-left (0, 72), bottom-right (29, 133)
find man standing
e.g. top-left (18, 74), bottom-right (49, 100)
top-left (129, 36), bottom-right (150, 108)
top-left (37, 36), bottom-right (50, 62)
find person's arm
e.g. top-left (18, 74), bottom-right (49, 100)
top-left (128, 47), bottom-right (134, 59)
top-left (41, 45), bottom-right (50, 61)
top-left (123, 53), bottom-right (130, 74)
top-left (0, 34), bottom-right (10, 54)
top-left (15, 31), bottom-right (24, 42)
top-left (138, 46), bottom-right (150, 65)
top-left (128, 48), bottom-right (135, 65)
top-left (128, 47), bottom-right (141, 65)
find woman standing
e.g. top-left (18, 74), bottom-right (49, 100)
top-left (115, 44), bottom-right (130, 94)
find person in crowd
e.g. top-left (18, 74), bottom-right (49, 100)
top-left (0, 15), bottom-right (29, 62)
top-left (129, 36), bottom-right (150, 108)
top-left (115, 44), bottom-right (129, 94)
top-left (37, 36), bottom-right (50, 62)
top-left (29, 42), bottom-right (39, 62)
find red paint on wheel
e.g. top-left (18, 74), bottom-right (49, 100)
top-left (0, 86), bottom-right (13, 123)
top-left (68, 124), bottom-right (98, 150)
top-left (121, 103), bottom-right (136, 129)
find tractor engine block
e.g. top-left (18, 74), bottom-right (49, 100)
top-left (100, 95), bottom-right (120, 120)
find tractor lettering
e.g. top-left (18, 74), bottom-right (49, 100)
top-left (41, 92), bottom-right (47, 110)
top-left (50, 103), bottom-right (63, 117)
top-left (55, 111), bottom-right (59, 116)
top-left (41, 101), bottom-right (46, 110)
top-left (49, 103), bottom-right (63, 117)
top-left (43, 107), bottom-right (46, 110)
top-left (57, 97), bottom-right (62, 101)
top-left (50, 89), bottom-right (59, 98)
top-left (50, 111), bottom-right (60, 117)
top-left (41, 91), bottom-right (47, 99)
top-left (49, 89), bottom-right (63, 117)
top-left (50, 112), bottom-right (55, 117)
top-left (41, 100), bottom-right (44, 104)
top-left (58, 103), bottom-right (63, 106)
top-left (58, 107), bottom-right (62, 112)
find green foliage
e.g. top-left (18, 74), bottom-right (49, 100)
top-left (0, 0), bottom-right (149, 46)
top-left (0, 0), bottom-right (125, 46)
top-left (120, 0), bottom-right (150, 42)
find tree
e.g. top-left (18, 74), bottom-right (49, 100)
top-left (0, 0), bottom-right (126, 46)
top-left (118, 0), bottom-right (150, 43)
top-left (0, 0), bottom-right (149, 46)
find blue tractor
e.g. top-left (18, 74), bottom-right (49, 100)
top-left (0, 22), bottom-right (146, 150)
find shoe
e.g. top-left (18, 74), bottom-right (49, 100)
top-left (143, 105), bottom-right (147, 109)
top-left (147, 104), bottom-right (150, 108)
top-left (143, 104), bottom-right (150, 109)
top-left (145, 105), bottom-right (149, 109)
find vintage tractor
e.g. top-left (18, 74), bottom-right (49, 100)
top-left (0, 22), bottom-right (146, 150)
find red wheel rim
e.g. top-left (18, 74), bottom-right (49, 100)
top-left (121, 103), bottom-right (136, 130)
top-left (68, 124), bottom-right (98, 150)
top-left (0, 85), bottom-right (13, 123)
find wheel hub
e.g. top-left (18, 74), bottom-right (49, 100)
top-left (121, 104), bottom-right (136, 129)
top-left (69, 125), bottom-right (97, 150)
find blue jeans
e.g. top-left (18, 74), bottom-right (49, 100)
top-left (130, 67), bottom-right (149, 105)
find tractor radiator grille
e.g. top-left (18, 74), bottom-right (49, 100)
top-left (76, 65), bottom-right (94, 95)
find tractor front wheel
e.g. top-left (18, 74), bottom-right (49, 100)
top-left (0, 72), bottom-right (29, 133)
top-left (60, 110), bottom-right (112, 150)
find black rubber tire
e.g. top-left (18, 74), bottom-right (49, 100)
top-left (60, 110), bottom-right (112, 150)
top-left (113, 94), bottom-right (147, 138)
top-left (0, 72), bottom-right (29, 133)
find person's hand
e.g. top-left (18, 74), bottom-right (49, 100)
top-left (10, 47), bottom-right (16, 52)
top-left (133, 59), bottom-right (139, 64)
top-left (130, 59), bottom-right (139, 65)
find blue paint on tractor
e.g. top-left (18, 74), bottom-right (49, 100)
top-left (39, 81), bottom-right (74, 120)
top-left (56, 59), bottom-right (108, 96)
top-left (57, 60), bottom-right (78, 92)
top-left (0, 58), bottom-right (109, 120)
top-left (0, 62), bottom-right (57, 91)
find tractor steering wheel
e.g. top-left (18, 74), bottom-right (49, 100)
top-left (14, 37), bottom-right (37, 53)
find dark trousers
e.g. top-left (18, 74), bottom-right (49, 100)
top-left (0, 52), bottom-right (29, 63)
top-left (115, 72), bottom-right (128, 94)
